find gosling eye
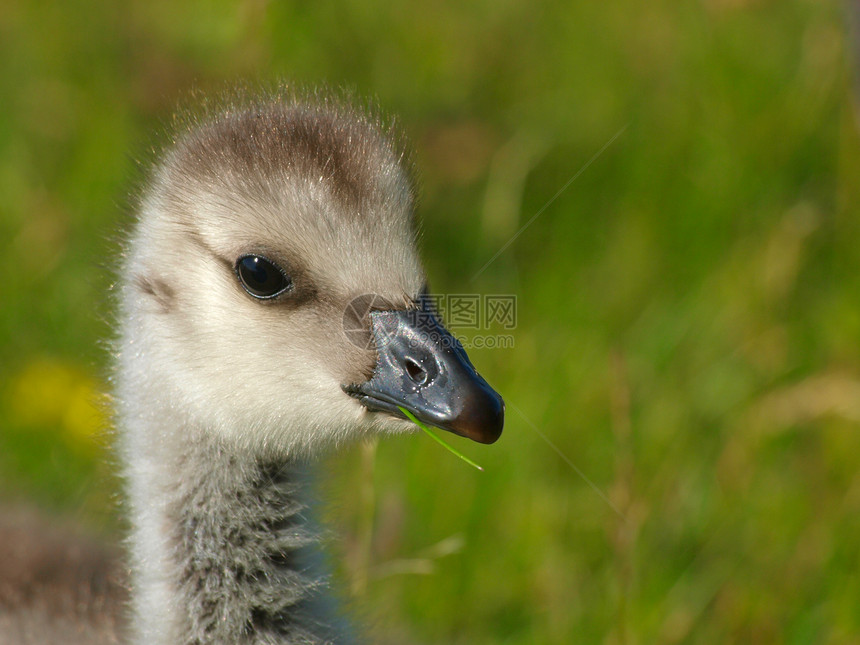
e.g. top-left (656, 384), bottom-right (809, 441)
top-left (235, 255), bottom-right (292, 299)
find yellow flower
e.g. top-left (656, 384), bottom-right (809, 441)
top-left (5, 358), bottom-right (108, 445)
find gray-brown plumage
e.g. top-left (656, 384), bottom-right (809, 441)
top-left (0, 509), bottom-right (126, 644)
top-left (4, 91), bottom-right (503, 645)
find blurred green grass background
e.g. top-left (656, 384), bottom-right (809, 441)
top-left (2, 0), bottom-right (860, 642)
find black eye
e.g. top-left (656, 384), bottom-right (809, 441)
top-left (236, 255), bottom-right (291, 299)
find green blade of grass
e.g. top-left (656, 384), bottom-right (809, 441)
top-left (398, 406), bottom-right (484, 472)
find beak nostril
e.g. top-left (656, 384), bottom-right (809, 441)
top-left (404, 357), bottom-right (428, 385)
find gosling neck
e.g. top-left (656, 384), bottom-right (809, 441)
top-left (124, 423), bottom-right (350, 645)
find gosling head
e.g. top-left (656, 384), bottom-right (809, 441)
top-left (121, 98), bottom-right (503, 458)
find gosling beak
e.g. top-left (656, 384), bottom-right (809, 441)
top-left (344, 309), bottom-right (504, 444)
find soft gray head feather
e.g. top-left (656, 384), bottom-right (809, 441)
top-left (119, 96), bottom-right (425, 459)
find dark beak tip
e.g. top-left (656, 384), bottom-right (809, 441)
top-left (448, 394), bottom-right (505, 445)
top-left (475, 426), bottom-right (503, 445)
